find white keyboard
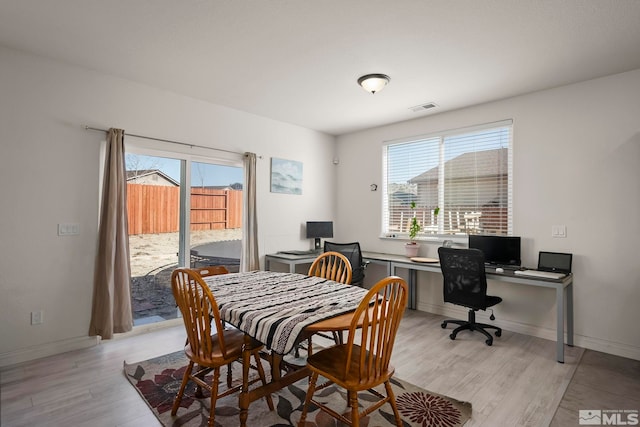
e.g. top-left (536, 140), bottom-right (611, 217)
top-left (514, 269), bottom-right (566, 279)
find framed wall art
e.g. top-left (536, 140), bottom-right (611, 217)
top-left (270, 157), bottom-right (302, 195)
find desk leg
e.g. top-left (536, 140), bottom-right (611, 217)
top-left (556, 286), bottom-right (565, 363)
top-left (409, 269), bottom-right (417, 310)
top-left (391, 263), bottom-right (416, 310)
top-left (566, 283), bottom-right (574, 347)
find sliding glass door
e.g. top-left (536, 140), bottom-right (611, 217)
top-left (189, 161), bottom-right (243, 273)
top-left (125, 150), bottom-right (243, 326)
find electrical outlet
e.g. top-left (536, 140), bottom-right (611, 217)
top-left (31, 310), bottom-right (44, 325)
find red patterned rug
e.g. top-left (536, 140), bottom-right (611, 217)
top-left (124, 350), bottom-right (471, 426)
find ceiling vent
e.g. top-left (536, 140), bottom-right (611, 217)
top-left (409, 102), bottom-right (438, 113)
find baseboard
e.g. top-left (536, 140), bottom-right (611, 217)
top-left (574, 335), bottom-right (640, 361)
top-left (114, 317), bottom-right (183, 340)
top-left (0, 335), bottom-right (99, 368)
top-left (416, 302), bottom-right (640, 361)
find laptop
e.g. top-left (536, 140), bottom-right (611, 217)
top-left (537, 251), bottom-right (572, 274)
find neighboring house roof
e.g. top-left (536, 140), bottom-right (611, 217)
top-left (192, 183), bottom-right (243, 190)
top-left (126, 169), bottom-right (179, 186)
top-left (409, 148), bottom-right (508, 183)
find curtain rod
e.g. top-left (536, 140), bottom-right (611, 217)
top-left (84, 125), bottom-right (247, 157)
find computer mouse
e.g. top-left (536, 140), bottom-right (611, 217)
top-left (495, 267), bottom-right (504, 273)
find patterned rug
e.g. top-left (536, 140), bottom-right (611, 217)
top-left (124, 350), bottom-right (472, 426)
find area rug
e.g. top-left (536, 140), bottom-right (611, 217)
top-left (124, 351), bottom-right (471, 426)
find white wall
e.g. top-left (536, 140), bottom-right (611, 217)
top-left (0, 46), bottom-right (336, 365)
top-left (336, 69), bottom-right (640, 360)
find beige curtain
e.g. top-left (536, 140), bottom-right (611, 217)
top-left (89, 128), bottom-right (133, 339)
top-left (241, 152), bottom-right (259, 271)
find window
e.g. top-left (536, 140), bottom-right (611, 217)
top-left (383, 120), bottom-right (513, 238)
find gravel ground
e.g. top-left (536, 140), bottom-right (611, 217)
top-left (129, 228), bottom-right (241, 322)
top-left (129, 228), bottom-right (242, 277)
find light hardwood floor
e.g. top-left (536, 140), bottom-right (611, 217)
top-left (1, 310), bottom-right (638, 426)
top-left (550, 348), bottom-right (640, 426)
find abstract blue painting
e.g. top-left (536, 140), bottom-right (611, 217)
top-left (270, 157), bottom-right (303, 195)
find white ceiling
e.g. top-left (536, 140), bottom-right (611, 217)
top-left (2, 0), bottom-right (640, 136)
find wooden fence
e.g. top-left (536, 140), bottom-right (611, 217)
top-left (127, 184), bottom-right (242, 235)
top-left (391, 206), bottom-right (507, 235)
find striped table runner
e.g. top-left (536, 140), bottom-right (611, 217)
top-left (202, 270), bottom-right (368, 355)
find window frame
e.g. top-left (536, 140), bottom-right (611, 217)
top-left (381, 119), bottom-right (513, 242)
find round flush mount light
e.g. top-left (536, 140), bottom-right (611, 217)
top-left (357, 73), bottom-right (390, 94)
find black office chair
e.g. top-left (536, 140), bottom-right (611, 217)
top-left (323, 241), bottom-right (369, 287)
top-left (437, 247), bottom-right (502, 346)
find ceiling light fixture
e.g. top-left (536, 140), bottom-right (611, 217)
top-left (357, 73), bottom-right (390, 94)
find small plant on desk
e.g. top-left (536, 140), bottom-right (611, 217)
top-left (405, 201), bottom-right (421, 257)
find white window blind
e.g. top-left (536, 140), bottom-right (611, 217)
top-left (382, 121), bottom-right (513, 237)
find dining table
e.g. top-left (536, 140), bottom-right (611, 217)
top-left (200, 269), bottom-right (369, 426)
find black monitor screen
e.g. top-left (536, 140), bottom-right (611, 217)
top-left (468, 235), bottom-right (521, 266)
top-left (306, 221), bottom-right (334, 239)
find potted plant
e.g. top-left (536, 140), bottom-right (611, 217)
top-left (405, 201), bottom-right (421, 257)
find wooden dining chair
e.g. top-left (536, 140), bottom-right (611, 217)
top-left (298, 276), bottom-right (409, 427)
top-left (170, 268), bottom-right (274, 426)
top-left (308, 251), bottom-right (353, 285)
top-left (187, 265), bottom-right (232, 392)
top-left (299, 251), bottom-right (353, 356)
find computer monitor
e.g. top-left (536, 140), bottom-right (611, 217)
top-left (306, 221), bottom-right (334, 250)
top-left (468, 235), bottom-right (521, 267)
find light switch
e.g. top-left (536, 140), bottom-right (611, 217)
top-left (58, 223), bottom-right (80, 236)
top-left (552, 225), bottom-right (567, 238)
top-left (31, 310), bottom-right (44, 325)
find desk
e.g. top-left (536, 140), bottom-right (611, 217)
top-left (387, 256), bottom-right (574, 364)
top-left (265, 252), bottom-right (318, 273)
top-left (201, 270), bottom-right (368, 425)
top-left (265, 250), bottom-right (574, 363)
